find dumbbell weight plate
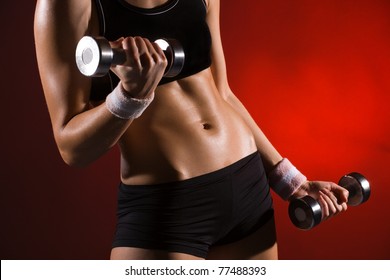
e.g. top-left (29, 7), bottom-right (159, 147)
top-left (155, 39), bottom-right (185, 78)
top-left (288, 196), bottom-right (322, 230)
top-left (75, 36), bottom-right (115, 77)
top-left (338, 172), bottom-right (370, 206)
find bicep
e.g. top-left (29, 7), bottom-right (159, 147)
top-left (34, 0), bottom-right (92, 131)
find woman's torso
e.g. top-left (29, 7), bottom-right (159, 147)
top-left (90, 0), bottom-right (257, 185)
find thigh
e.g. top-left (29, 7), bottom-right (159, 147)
top-left (110, 247), bottom-right (204, 260)
top-left (207, 214), bottom-right (278, 260)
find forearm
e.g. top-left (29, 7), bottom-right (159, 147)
top-left (225, 92), bottom-right (283, 173)
top-left (56, 102), bottom-right (132, 167)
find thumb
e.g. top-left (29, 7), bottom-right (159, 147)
top-left (109, 37), bottom-right (124, 49)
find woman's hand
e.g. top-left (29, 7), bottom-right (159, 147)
top-left (109, 36), bottom-right (168, 99)
top-left (290, 181), bottom-right (349, 220)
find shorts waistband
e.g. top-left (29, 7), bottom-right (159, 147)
top-left (119, 151), bottom-right (261, 192)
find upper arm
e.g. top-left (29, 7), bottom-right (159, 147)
top-left (205, 0), bottom-right (233, 98)
top-left (34, 0), bottom-right (95, 135)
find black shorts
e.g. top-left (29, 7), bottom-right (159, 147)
top-left (112, 152), bottom-right (274, 258)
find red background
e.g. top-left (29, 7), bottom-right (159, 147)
top-left (1, 0), bottom-right (389, 259)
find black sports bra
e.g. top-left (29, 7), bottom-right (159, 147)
top-left (91, 0), bottom-right (212, 100)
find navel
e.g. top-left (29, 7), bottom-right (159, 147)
top-left (202, 123), bottom-right (212, 130)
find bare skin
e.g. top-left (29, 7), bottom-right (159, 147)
top-left (34, 0), bottom-right (348, 260)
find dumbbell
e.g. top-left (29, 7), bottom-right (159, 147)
top-left (288, 172), bottom-right (370, 230)
top-left (75, 36), bottom-right (185, 78)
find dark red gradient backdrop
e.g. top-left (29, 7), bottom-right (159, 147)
top-left (1, 0), bottom-right (389, 259)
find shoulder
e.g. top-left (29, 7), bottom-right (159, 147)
top-left (34, 0), bottom-right (93, 95)
top-left (35, 0), bottom-right (90, 13)
top-left (34, 0), bottom-right (91, 28)
top-left (34, 0), bottom-right (95, 50)
top-left (35, 0), bottom-right (90, 9)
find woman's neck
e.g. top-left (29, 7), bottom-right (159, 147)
top-left (124, 0), bottom-right (170, 9)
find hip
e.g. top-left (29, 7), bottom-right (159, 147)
top-left (113, 151), bottom-right (274, 258)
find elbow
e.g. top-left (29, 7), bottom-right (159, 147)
top-left (54, 130), bottom-right (97, 168)
top-left (56, 139), bottom-right (95, 168)
top-left (53, 124), bottom-right (113, 168)
top-left (59, 148), bottom-right (92, 168)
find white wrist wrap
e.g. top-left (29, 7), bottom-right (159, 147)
top-left (268, 158), bottom-right (307, 200)
top-left (105, 83), bottom-right (154, 119)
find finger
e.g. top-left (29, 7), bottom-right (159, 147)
top-left (320, 190), bottom-right (338, 219)
top-left (134, 36), bottom-right (148, 55)
top-left (151, 41), bottom-right (168, 61)
top-left (323, 190), bottom-right (337, 212)
top-left (135, 37), bottom-right (162, 72)
top-left (147, 40), bottom-right (169, 71)
top-left (142, 38), bottom-right (161, 68)
top-left (143, 38), bottom-right (158, 56)
top-left (330, 183), bottom-right (349, 204)
top-left (340, 188), bottom-right (349, 204)
top-left (318, 194), bottom-right (329, 220)
top-left (323, 190), bottom-right (346, 218)
top-left (122, 37), bottom-right (141, 69)
top-left (326, 190), bottom-right (344, 214)
top-left (146, 40), bottom-right (167, 64)
top-left (141, 39), bottom-right (169, 78)
top-left (109, 37), bottom-right (124, 49)
top-left (340, 202), bottom-right (348, 212)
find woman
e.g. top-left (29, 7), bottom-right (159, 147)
top-left (34, 0), bottom-right (348, 260)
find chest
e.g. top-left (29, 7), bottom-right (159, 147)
top-left (90, 0), bottom-right (212, 101)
